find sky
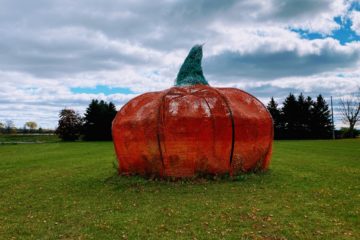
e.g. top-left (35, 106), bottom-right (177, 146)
top-left (0, 0), bottom-right (360, 129)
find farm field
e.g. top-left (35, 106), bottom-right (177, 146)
top-left (0, 139), bottom-right (359, 239)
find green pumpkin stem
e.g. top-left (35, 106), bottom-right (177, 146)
top-left (175, 44), bottom-right (209, 86)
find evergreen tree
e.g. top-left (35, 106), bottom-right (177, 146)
top-left (83, 99), bottom-right (117, 141)
top-left (297, 93), bottom-right (306, 138)
top-left (282, 93), bottom-right (299, 139)
top-left (266, 97), bottom-right (283, 139)
top-left (268, 93), bottom-right (333, 139)
top-left (56, 109), bottom-right (82, 141)
top-left (310, 95), bottom-right (332, 139)
top-left (296, 94), bottom-right (314, 138)
top-left (305, 96), bottom-right (315, 138)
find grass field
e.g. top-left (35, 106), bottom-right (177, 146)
top-left (0, 139), bottom-right (359, 239)
top-left (0, 134), bottom-right (59, 144)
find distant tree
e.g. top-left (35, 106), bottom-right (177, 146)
top-left (268, 93), bottom-right (333, 139)
top-left (83, 100), bottom-right (117, 141)
top-left (296, 93), bottom-right (312, 138)
top-left (25, 121), bottom-right (38, 133)
top-left (338, 127), bottom-right (360, 138)
top-left (282, 93), bottom-right (299, 139)
top-left (339, 89), bottom-right (360, 138)
top-left (309, 95), bottom-right (332, 139)
top-left (5, 120), bottom-right (16, 134)
top-left (266, 97), bottom-right (283, 139)
top-left (0, 122), bottom-right (4, 133)
top-left (56, 109), bottom-right (83, 141)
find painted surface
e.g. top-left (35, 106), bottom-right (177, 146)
top-left (112, 85), bottom-right (273, 177)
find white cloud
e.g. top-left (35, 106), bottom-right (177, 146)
top-left (350, 10), bottom-right (360, 35)
top-left (283, 0), bottom-right (349, 34)
top-left (0, 0), bottom-right (359, 128)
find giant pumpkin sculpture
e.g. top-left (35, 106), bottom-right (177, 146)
top-left (112, 45), bottom-right (273, 178)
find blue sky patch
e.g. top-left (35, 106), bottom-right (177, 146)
top-left (291, 29), bottom-right (326, 41)
top-left (292, 14), bottom-right (360, 45)
top-left (332, 16), bottom-right (360, 44)
top-left (350, 1), bottom-right (360, 11)
top-left (71, 85), bottom-right (134, 95)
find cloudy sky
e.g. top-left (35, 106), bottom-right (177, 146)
top-left (1, 0), bottom-right (360, 129)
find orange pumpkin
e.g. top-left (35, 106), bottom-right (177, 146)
top-left (112, 45), bottom-right (273, 178)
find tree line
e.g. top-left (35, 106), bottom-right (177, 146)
top-left (56, 99), bottom-right (117, 141)
top-left (0, 120), bottom-right (53, 134)
top-left (55, 92), bottom-right (360, 141)
top-left (60, 95), bottom-right (335, 141)
top-left (267, 92), bottom-right (360, 139)
top-left (267, 93), bottom-right (334, 139)
top-left (3, 92), bottom-right (357, 141)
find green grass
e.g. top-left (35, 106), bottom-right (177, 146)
top-left (0, 140), bottom-right (359, 239)
top-left (0, 134), bottom-right (60, 144)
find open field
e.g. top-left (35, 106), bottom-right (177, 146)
top-left (0, 139), bottom-right (359, 239)
top-left (0, 134), bottom-right (60, 144)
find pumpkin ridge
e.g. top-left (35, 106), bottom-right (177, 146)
top-left (156, 89), bottom-right (174, 175)
top-left (212, 88), bottom-right (235, 172)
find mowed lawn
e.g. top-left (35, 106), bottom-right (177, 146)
top-left (0, 139), bottom-right (359, 239)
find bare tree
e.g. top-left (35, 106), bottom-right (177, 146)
top-left (0, 121), bottom-right (4, 134)
top-left (5, 120), bottom-right (16, 134)
top-left (339, 88), bottom-right (360, 138)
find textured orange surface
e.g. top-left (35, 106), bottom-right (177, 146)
top-left (112, 85), bottom-right (273, 177)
